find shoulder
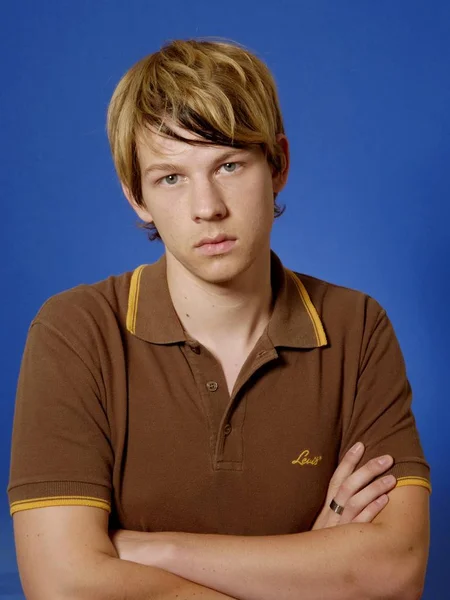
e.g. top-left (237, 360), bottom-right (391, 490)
top-left (30, 269), bottom-right (138, 347)
top-left (35, 270), bottom-right (133, 320)
top-left (292, 270), bottom-right (387, 336)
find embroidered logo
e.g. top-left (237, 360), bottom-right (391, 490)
top-left (291, 450), bottom-right (322, 466)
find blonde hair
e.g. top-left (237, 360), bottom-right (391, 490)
top-left (107, 38), bottom-right (286, 240)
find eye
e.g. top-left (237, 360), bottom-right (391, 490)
top-left (161, 174), bottom-right (179, 185)
top-left (221, 162), bottom-right (238, 173)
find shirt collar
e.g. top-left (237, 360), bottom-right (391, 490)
top-left (126, 251), bottom-right (327, 349)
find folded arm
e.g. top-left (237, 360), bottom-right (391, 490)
top-left (112, 449), bottom-right (430, 600)
top-left (157, 486), bottom-right (429, 600)
top-left (13, 506), bottom-right (237, 600)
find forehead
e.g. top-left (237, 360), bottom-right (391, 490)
top-left (135, 121), bottom-right (247, 165)
top-left (137, 123), bottom-right (198, 154)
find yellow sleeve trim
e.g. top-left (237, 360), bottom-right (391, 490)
top-left (126, 264), bottom-right (146, 335)
top-left (286, 270), bottom-right (328, 347)
top-left (10, 496), bottom-right (111, 516)
top-left (395, 477), bottom-right (432, 493)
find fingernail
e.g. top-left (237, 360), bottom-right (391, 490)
top-left (377, 456), bottom-right (392, 466)
top-left (376, 494), bottom-right (389, 504)
top-left (382, 475), bottom-right (396, 485)
top-left (351, 442), bottom-right (363, 453)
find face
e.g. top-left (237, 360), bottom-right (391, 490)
top-left (124, 123), bottom-right (289, 285)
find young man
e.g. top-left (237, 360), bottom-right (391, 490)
top-left (9, 39), bottom-right (430, 599)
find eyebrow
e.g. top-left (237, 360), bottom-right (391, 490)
top-left (143, 162), bottom-right (180, 177)
top-left (142, 148), bottom-right (250, 177)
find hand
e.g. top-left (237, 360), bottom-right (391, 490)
top-left (312, 442), bottom-right (397, 530)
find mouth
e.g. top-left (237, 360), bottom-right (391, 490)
top-left (194, 235), bottom-right (237, 256)
top-left (195, 234), bottom-right (236, 248)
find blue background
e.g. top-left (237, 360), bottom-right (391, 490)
top-left (1, 1), bottom-right (449, 596)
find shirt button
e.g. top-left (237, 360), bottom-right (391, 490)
top-left (224, 424), bottom-right (232, 435)
top-left (206, 381), bottom-right (218, 392)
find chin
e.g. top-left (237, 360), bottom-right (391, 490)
top-left (191, 255), bottom-right (247, 285)
top-left (197, 265), bottom-right (241, 285)
top-left (169, 244), bottom-right (260, 285)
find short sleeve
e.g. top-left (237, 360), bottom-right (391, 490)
top-left (339, 302), bottom-right (431, 493)
top-left (8, 303), bottom-right (113, 515)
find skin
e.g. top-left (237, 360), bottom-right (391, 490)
top-left (123, 122), bottom-right (288, 357)
top-left (13, 123), bottom-right (429, 600)
top-left (13, 444), bottom-right (400, 600)
top-left (107, 447), bottom-right (429, 600)
top-left (116, 122), bottom-right (430, 599)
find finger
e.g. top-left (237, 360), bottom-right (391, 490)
top-left (338, 474), bottom-right (397, 524)
top-left (332, 454), bottom-right (394, 508)
top-left (352, 494), bottom-right (389, 524)
top-left (326, 442), bottom-right (365, 500)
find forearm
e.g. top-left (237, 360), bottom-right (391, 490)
top-left (151, 524), bottom-right (417, 600)
top-left (14, 506), bottom-right (238, 600)
top-left (75, 557), bottom-right (240, 600)
top-left (28, 552), bottom-right (237, 600)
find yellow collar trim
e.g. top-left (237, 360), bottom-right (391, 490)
top-left (126, 264), bottom-right (328, 348)
top-left (126, 264), bottom-right (146, 335)
top-left (285, 269), bottom-right (328, 347)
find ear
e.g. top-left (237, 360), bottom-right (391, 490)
top-left (121, 182), bottom-right (154, 224)
top-left (272, 133), bottom-right (290, 194)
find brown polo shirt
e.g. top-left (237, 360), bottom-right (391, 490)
top-left (8, 251), bottom-right (430, 535)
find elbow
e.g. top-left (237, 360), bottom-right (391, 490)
top-left (392, 547), bottom-right (428, 600)
top-left (363, 552), bottom-right (428, 600)
top-left (396, 560), bottom-right (427, 600)
top-left (21, 553), bottom-right (115, 600)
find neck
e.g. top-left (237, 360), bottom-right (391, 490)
top-left (166, 252), bottom-right (273, 351)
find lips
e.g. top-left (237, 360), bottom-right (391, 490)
top-left (195, 234), bottom-right (236, 247)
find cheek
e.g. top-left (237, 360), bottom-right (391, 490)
top-left (141, 190), bottom-right (181, 228)
top-left (151, 202), bottom-right (192, 249)
top-left (235, 173), bottom-right (274, 223)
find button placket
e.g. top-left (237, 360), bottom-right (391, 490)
top-left (181, 341), bottom-right (231, 460)
top-left (215, 339), bottom-right (278, 469)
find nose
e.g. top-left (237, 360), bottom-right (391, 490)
top-left (189, 177), bottom-right (228, 222)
